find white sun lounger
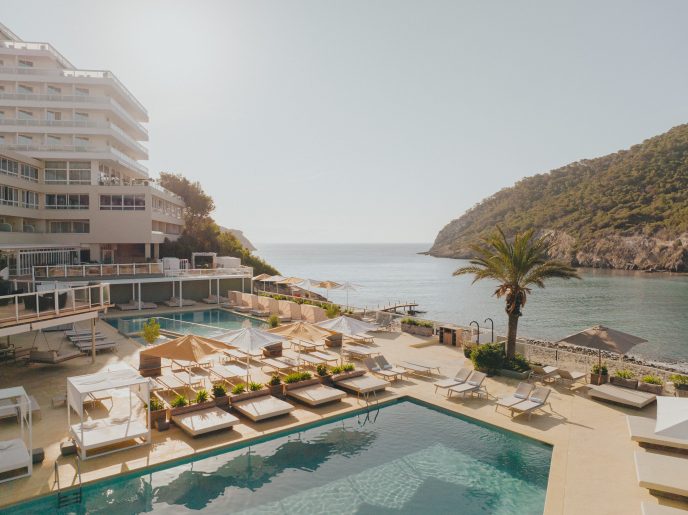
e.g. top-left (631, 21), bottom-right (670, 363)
top-left (335, 375), bottom-right (390, 400)
top-left (627, 416), bottom-right (688, 451)
top-left (635, 451), bottom-right (688, 499)
top-left (71, 418), bottom-right (149, 459)
top-left (0, 439), bottom-right (31, 479)
top-left (287, 384), bottom-right (347, 406)
top-left (69, 333), bottom-right (107, 342)
top-left (261, 358), bottom-right (298, 375)
top-left (530, 364), bottom-right (559, 383)
top-left (298, 353), bottom-right (326, 367)
top-left (202, 295), bottom-right (229, 304)
top-left (555, 369), bottom-right (587, 386)
top-left (209, 364), bottom-right (246, 384)
top-left (364, 357), bottom-right (403, 381)
top-left (73, 340), bottom-right (117, 353)
top-left (588, 384), bottom-right (657, 409)
top-left (447, 371), bottom-right (488, 399)
top-left (309, 351), bottom-right (339, 364)
top-left (496, 382), bottom-right (535, 413)
top-left (232, 395), bottom-right (294, 422)
top-left (434, 368), bottom-right (472, 394)
top-left (343, 346), bottom-right (379, 360)
top-left (172, 406), bottom-right (239, 437)
top-left (164, 297), bottom-right (197, 307)
top-left (509, 386), bottom-right (552, 420)
top-left (400, 360), bottom-right (441, 376)
top-left (222, 348), bottom-right (249, 363)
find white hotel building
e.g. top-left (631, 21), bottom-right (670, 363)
top-left (0, 22), bottom-right (185, 276)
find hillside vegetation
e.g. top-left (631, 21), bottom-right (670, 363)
top-left (429, 124), bottom-right (688, 271)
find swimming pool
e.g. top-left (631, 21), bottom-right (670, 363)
top-left (7, 399), bottom-right (551, 514)
top-left (106, 309), bottom-right (265, 340)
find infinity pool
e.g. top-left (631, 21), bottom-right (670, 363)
top-left (106, 309), bottom-right (265, 340)
top-left (7, 400), bottom-right (551, 514)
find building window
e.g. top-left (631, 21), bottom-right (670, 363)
top-left (74, 112), bottom-right (89, 121)
top-left (0, 158), bottom-right (19, 177)
top-left (45, 194), bottom-right (89, 210)
top-left (20, 164), bottom-right (38, 182)
top-left (100, 194), bottom-right (145, 211)
top-left (47, 85), bottom-right (61, 95)
top-left (18, 59), bottom-right (33, 68)
top-left (18, 110), bottom-right (34, 120)
top-left (44, 161), bottom-right (68, 184)
top-left (68, 161), bottom-right (90, 183)
top-left (46, 111), bottom-right (61, 121)
top-left (17, 84), bottom-right (33, 94)
top-left (22, 190), bottom-right (38, 208)
top-left (47, 135), bottom-right (61, 145)
top-left (75, 137), bottom-right (89, 148)
top-left (0, 185), bottom-right (18, 206)
top-left (49, 220), bottom-right (89, 233)
top-left (18, 134), bottom-right (32, 145)
top-left (75, 87), bottom-right (89, 96)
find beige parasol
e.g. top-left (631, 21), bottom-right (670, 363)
top-left (140, 334), bottom-right (234, 362)
top-left (557, 324), bottom-right (647, 370)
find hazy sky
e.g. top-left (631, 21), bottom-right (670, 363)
top-left (4, 1), bottom-right (688, 244)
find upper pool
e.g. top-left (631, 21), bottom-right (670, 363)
top-left (6, 399), bottom-right (551, 514)
top-left (106, 308), bottom-right (265, 340)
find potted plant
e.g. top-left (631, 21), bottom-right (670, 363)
top-left (400, 318), bottom-right (434, 337)
top-left (589, 364), bottom-right (609, 385)
top-left (149, 396), bottom-right (167, 429)
top-left (212, 382), bottom-right (229, 409)
top-left (229, 382), bottom-right (270, 403)
top-left (248, 381), bottom-right (264, 392)
top-left (610, 369), bottom-right (638, 389)
top-left (169, 394), bottom-right (189, 416)
top-left (283, 371), bottom-right (321, 393)
top-left (268, 375), bottom-right (282, 396)
top-left (638, 375), bottom-right (663, 395)
top-left (331, 363), bottom-right (363, 382)
top-left (670, 374), bottom-right (688, 396)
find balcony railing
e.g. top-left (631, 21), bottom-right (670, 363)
top-left (164, 267), bottom-right (253, 278)
top-left (32, 262), bottom-right (164, 280)
top-left (0, 283), bottom-right (111, 327)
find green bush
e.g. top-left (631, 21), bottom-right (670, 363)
top-left (171, 395), bottom-right (188, 408)
top-left (195, 389), bottom-right (209, 403)
top-left (284, 372), bottom-right (312, 384)
top-left (615, 369), bottom-right (634, 379)
top-left (330, 365), bottom-right (343, 375)
top-left (326, 304), bottom-right (341, 318)
top-left (400, 318), bottom-right (433, 328)
top-left (140, 318), bottom-right (161, 345)
top-left (670, 374), bottom-right (688, 385)
top-left (248, 381), bottom-right (263, 391)
top-left (267, 314), bottom-right (280, 328)
top-left (470, 343), bottom-right (504, 375)
top-left (592, 364), bottom-right (608, 375)
top-left (231, 384), bottom-right (246, 395)
top-left (149, 396), bottom-right (164, 412)
top-left (502, 354), bottom-right (531, 373)
top-left (316, 364), bottom-right (329, 376)
top-left (642, 375), bottom-right (663, 385)
top-left (212, 383), bottom-right (227, 398)
top-left (269, 375), bottom-right (281, 386)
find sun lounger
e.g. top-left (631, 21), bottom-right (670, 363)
top-left (291, 340), bottom-right (321, 352)
top-left (65, 330), bottom-right (104, 338)
top-left (232, 395), bottom-right (294, 422)
top-left (222, 348), bottom-right (249, 363)
top-left (164, 297), bottom-right (197, 307)
top-left (447, 371), bottom-right (488, 399)
top-left (335, 375), bottom-right (390, 400)
top-left (69, 333), bottom-right (107, 342)
top-left (627, 416), bottom-right (688, 451)
top-left (72, 340), bottom-right (117, 353)
top-left (496, 382), bottom-right (535, 413)
top-left (157, 372), bottom-right (203, 392)
top-left (70, 418), bottom-right (149, 459)
top-left (641, 502), bottom-right (688, 515)
top-left (588, 384), bottom-right (657, 409)
top-left (349, 334), bottom-right (375, 345)
top-left (202, 295), bottom-right (229, 304)
top-left (233, 304), bottom-right (251, 313)
top-left (172, 406), bottom-right (239, 437)
top-left (634, 451), bottom-right (688, 499)
top-left (363, 357), bottom-right (403, 381)
top-left (375, 356), bottom-right (408, 378)
top-left (530, 364), bottom-right (559, 383)
top-left (400, 360), bottom-right (441, 376)
top-left (433, 368), bottom-right (472, 394)
top-left (287, 383), bottom-right (347, 406)
top-left (343, 346), bottom-right (379, 360)
top-left (298, 353), bottom-right (326, 367)
top-left (209, 364), bottom-right (246, 384)
top-left (0, 439), bottom-right (31, 478)
top-left (556, 369), bottom-right (587, 386)
top-left (508, 386), bottom-right (551, 420)
top-left (309, 350), bottom-right (339, 364)
top-left (116, 300), bottom-right (158, 311)
top-left (261, 357), bottom-right (298, 375)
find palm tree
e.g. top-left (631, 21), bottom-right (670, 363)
top-left (454, 227), bottom-right (580, 358)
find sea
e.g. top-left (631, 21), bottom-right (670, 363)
top-left (255, 243), bottom-right (688, 365)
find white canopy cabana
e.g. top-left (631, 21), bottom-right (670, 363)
top-left (316, 315), bottom-right (378, 338)
top-left (0, 387), bottom-right (32, 483)
top-left (216, 327), bottom-right (285, 383)
top-left (67, 365), bottom-right (151, 460)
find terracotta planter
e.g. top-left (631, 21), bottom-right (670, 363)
top-left (589, 373), bottom-right (608, 385)
top-left (318, 374), bottom-right (334, 386)
top-left (283, 378), bottom-right (321, 392)
top-left (268, 384), bottom-right (283, 397)
top-left (610, 376), bottom-right (638, 389)
top-left (637, 382), bottom-right (663, 395)
top-left (331, 370), bottom-right (364, 382)
top-left (214, 396), bottom-right (229, 409)
top-left (230, 388), bottom-right (271, 404)
top-left (400, 323), bottom-right (434, 337)
top-left (170, 399), bottom-right (215, 417)
top-left (150, 409), bottom-right (167, 428)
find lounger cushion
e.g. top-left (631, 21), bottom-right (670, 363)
top-left (287, 384), bottom-right (346, 406)
top-left (336, 375), bottom-right (390, 394)
top-left (232, 395), bottom-right (294, 422)
top-left (635, 451), bottom-right (688, 498)
top-left (627, 416), bottom-right (688, 450)
top-left (0, 439), bottom-right (30, 474)
top-left (172, 407), bottom-right (239, 436)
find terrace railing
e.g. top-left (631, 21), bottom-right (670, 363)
top-left (33, 262), bottom-right (163, 280)
top-left (0, 283), bottom-right (111, 327)
top-left (163, 267), bottom-right (253, 278)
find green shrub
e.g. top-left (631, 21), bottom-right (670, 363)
top-left (615, 369), bottom-right (634, 379)
top-left (248, 381), bottom-right (263, 391)
top-left (268, 375), bottom-right (281, 386)
top-left (470, 343), bottom-right (504, 375)
top-left (342, 363), bottom-right (355, 372)
top-left (316, 364), bottom-right (329, 376)
top-left (325, 304), bottom-right (341, 318)
top-left (149, 396), bottom-right (164, 412)
top-left (670, 374), bottom-right (688, 385)
top-left (231, 384), bottom-right (246, 395)
top-left (212, 383), bottom-right (227, 398)
top-left (503, 354), bottom-right (531, 373)
top-left (140, 318), bottom-right (161, 345)
top-left (400, 317), bottom-right (433, 328)
top-left (592, 364), bottom-right (608, 376)
top-left (284, 372), bottom-right (312, 384)
top-left (195, 389), bottom-right (208, 403)
top-left (642, 375), bottom-right (663, 385)
top-left (171, 395), bottom-right (188, 408)
top-left (330, 365), bottom-right (343, 375)
top-left (267, 314), bottom-right (280, 328)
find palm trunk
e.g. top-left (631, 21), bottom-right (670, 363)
top-left (506, 312), bottom-right (519, 359)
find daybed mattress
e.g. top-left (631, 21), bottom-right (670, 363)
top-left (172, 407), bottom-right (239, 437)
top-left (232, 395), bottom-right (294, 422)
top-left (0, 439), bottom-right (30, 474)
top-left (335, 375), bottom-right (390, 394)
top-left (70, 418), bottom-right (148, 450)
top-left (588, 384), bottom-right (656, 408)
top-left (627, 416), bottom-right (688, 450)
top-left (287, 384), bottom-right (347, 406)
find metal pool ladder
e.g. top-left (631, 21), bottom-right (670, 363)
top-left (54, 456), bottom-right (83, 508)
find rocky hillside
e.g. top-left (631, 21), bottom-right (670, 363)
top-left (429, 124), bottom-right (688, 272)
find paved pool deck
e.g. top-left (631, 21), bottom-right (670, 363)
top-left (0, 312), bottom-right (686, 514)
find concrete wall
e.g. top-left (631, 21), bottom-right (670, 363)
top-left (278, 300), bottom-right (301, 320)
top-left (300, 304), bottom-right (326, 323)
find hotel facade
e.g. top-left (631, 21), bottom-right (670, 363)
top-left (0, 23), bottom-right (185, 276)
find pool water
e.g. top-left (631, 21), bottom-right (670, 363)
top-left (7, 400), bottom-right (551, 514)
top-left (106, 309), bottom-right (265, 341)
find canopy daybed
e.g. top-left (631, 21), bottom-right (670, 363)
top-left (0, 387), bottom-right (32, 483)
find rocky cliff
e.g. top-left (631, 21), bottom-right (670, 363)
top-left (429, 124), bottom-right (688, 272)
